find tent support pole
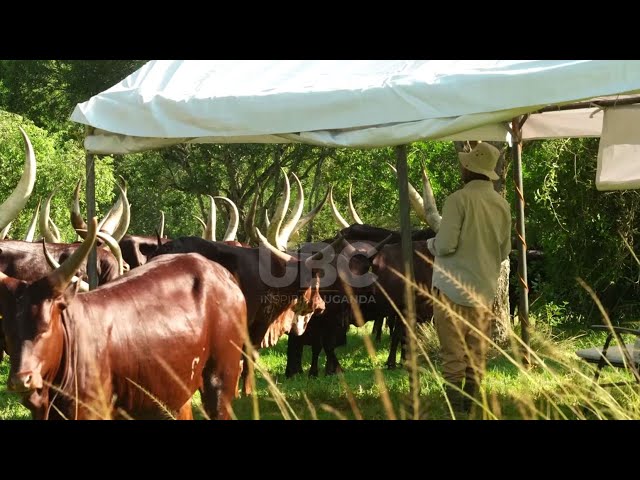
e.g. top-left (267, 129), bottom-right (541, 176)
top-left (512, 117), bottom-right (530, 366)
top-left (395, 144), bottom-right (420, 419)
top-left (85, 126), bottom-right (98, 290)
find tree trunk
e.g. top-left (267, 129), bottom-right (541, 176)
top-left (453, 141), bottom-right (512, 344)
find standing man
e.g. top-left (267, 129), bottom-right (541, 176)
top-left (426, 142), bottom-right (512, 418)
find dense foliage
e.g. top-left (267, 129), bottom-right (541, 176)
top-left (1, 60), bottom-right (638, 324)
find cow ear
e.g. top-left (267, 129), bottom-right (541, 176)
top-left (59, 280), bottom-right (81, 310)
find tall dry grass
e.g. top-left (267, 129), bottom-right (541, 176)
top-left (9, 252), bottom-right (640, 420)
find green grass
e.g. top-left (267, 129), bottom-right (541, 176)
top-left (2, 321), bottom-right (639, 420)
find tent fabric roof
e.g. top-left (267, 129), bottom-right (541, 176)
top-left (70, 60), bottom-right (640, 154)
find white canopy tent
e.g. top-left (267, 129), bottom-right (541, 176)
top-left (72, 60), bottom-right (640, 154)
top-left (70, 60), bottom-right (640, 382)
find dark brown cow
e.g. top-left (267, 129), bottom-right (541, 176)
top-left (117, 235), bottom-right (249, 269)
top-left (285, 233), bottom-right (394, 377)
top-left (370, 240), bottom-right (434, 368)
top-left (118, 234), bottom-right (171, 269)
top-left (0, 219), bottom-right (247, 420)
top-left (286, 225), bottom-right (436, 376)
top-left (148, 235), bottom-right (332, 394)
top-left (0, 240), bottom-right (120, 285)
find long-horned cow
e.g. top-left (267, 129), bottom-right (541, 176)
top-left (285, 185), bottom-right (437, 376)
top-left (149, 169), bottom-right (330, 394)
top-left (0, 218), bottom-right (247, 420)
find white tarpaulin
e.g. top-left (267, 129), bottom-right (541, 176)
top-left (70, 60), bottom-right (640, 154)
top-left (596, 105), bottom-right (640, 190)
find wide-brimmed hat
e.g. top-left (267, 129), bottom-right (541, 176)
top-left (458, 142), bottom-right (500, 180)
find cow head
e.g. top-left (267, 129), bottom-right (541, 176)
top-left (255, 227), bottom-right (338, 321)
top-left (290, 272), bottom-right (324, 335)
top-left (334, 234), bottom-right (395, 294)
top-left (2, 217), bottom-right (97, 394)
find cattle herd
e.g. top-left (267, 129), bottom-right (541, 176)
top-left (0, 127), bottom-right (441, 420)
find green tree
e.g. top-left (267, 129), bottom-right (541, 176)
top-left (0, 60), bottom-right (146, 139)
top-left (0, 110), bottom-right (117, 242)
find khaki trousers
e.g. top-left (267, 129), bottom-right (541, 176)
top-left (433, 288), bottom-right (491, 386)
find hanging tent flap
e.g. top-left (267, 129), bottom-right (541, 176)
top-left (521, 108), bottom-right (604, 140)
top-left (596, 105), bottom-right (640, 191)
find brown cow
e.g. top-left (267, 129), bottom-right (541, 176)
top-left (0, 218), bottom-right (247, 420)
top-left (148, 233), bottom-right (337, 395)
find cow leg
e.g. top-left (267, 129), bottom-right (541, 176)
top-left (324, 347), bottom-right (342, 376)
top-left (323, 327), bottom-right (342, 376)
top-left (386, 315), bottom-right (397, 337)
top-left (240, 360), bottom-right (250, 396)
top-left (202, 354), bottom-right (242, 420)
top-left (240, 345), bottom-right (256, 397)
top-left (0, 319), bottom-right (5, 363)
top-left (372, 316), bottom-right (384, 343)
top-left (176, 399), bottom-right (194, 420)
top-left (386, 323), bottom-right (404, 369)
top-left (309, 339), bottom-right (322, 378)
top-left (285, 334), bottom-right (304, 378)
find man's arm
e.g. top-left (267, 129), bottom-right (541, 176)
top-left (427, 194), bottom-right (463, 257)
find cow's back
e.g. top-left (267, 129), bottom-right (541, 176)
top-left (151, 237), bottom-right (261, 322)
top-left (0, 240), bottom-right (119, 285)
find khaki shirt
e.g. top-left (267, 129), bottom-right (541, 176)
top-left (427, 180), bottom-right (511, 308)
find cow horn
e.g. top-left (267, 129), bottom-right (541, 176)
top-left (214, 196), bottom-right (239, 242)
top-left (0, 221), bottom-right (12, 240)
top-left (255, 227), bottom-right (297, 263)
top-left (24, 200), bottom-right (41, 242)
top-left (264, 209), bottom-right (271, 230)
top-left (39, 191), bottom-right (60, 243)
top-left (348, 184), bottom-right (364, 225)
top-left (45, 216), bottom-right (97, 295)
top-left (97, 181), bottom-right (125, 236)
top-left (277, 173), bottom-right (304, 249)
top-left (243, 185), bottom-right (260, 246)
top-left (290, 187), bottom-right (329, 238)
top-left (304, 234), bottom-right (347, 268)
top-left (0, 127), bottom-right (37, 231)
top-left (70, 178), bottom-right (88, 233)
top-left (266, 168), bottom-right (290, 251)
top-left (110, 181), bottom-right (130, 242)
top-left (193, 215), bottom-right (207, 236)
top-left (421, 164), bottom-right (441, 233)
top-left (203, 195), bottom-right (216, 241)
top-left (42, 239), bottom-right (90, 292)
top-left (155, 228), bottom-right (163, 248)
top-left (49, 218), bottom-right (62, 244)
top-left (329, 185), bottom-right (350, 229)
top-left (157, 210), bottom-right (165, 239)
top-left (366, 234), bottom-right (394, 259)
top-left (117, 175), bottom-right (128, 195)
top-left (95, 231), bottom-right (125, 276)
top-left (386, 162), bottom-right (428, 224)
